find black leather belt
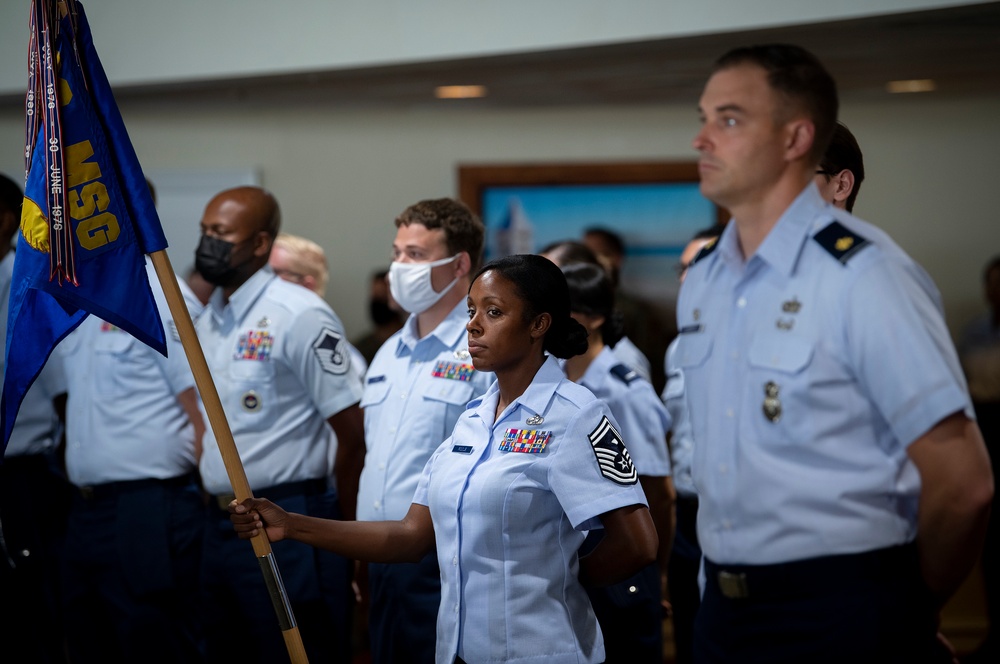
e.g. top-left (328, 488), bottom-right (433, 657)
top-left (77, 472), bottom-right (196, 501)
top-left (705, 542), bottom-right (918, 601)
top-left (212, 477), bottom-right (328, 512)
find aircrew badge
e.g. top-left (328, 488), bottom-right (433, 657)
top-left (432, 361), bottom-right (475, 381)
top-left (454, 348), bottom-right (471, 360)
top-left (781, 298), bottom-right (802, 314)
top-left (499, 428), bottom-right (552, 454)
top-left (763, 381), bottom-right (782, 422)
top-left (257, 316), bottom-right (271, 328)
top-left (525, 414), bottom-right (544, 426)
top-left (235, 330), bottom-right (273, 360)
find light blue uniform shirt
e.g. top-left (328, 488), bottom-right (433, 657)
top-left (413, 356), bottom-right (648, 664)
top-left (58, 259), bottom-right (198, 485)
top-left (197, 266), bottom-right (363, 495)
top-left (576, 346), bottom-right (672, 477)
top-left (357, 301), bottom-right (493, 522)
top-left (610, 335), bottom-right (652, 383)
top-left (1, 252), bottom-right (65, 458)
top-left (662, 338), bottom-right (696, 497)
top-left (675, 184), bottom-right (972, 566)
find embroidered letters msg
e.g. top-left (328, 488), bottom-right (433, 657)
top-left (235, 330), bottom-right (273, 361)
top-left (432, 361), bottom-right (475, 382)
top-left (498, 428), bottom-right (552, 454)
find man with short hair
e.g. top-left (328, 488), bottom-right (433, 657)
top-left (678, 44), bottom-right (992, 662)
top-left (270, 232), bottom-right (329, 297)
top-left (356, 198), bottom-right (493, 663)
top-left (814, 121), bottom-right (865, 212)
top-left (194, 186), bottom-right (364, 664)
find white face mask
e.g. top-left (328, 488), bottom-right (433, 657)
top-left (388, 254), bottom-right (460, 314)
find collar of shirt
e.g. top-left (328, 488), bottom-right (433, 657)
top-left (394, 300), bottom-right (470, 359)
top-left (207, 265), bottom-right (276, 327)
top-left (578, 346), bottom-right (617, 393)
top-left (719, 182), bottom-right (830, 280)
top-left (468, 354), bottom-right (563, 428)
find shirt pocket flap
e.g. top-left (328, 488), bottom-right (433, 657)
top-left (423, 379), bottom-right (475, 406)
top-left (360, 379), bottom-right (391, 408)
top-left (675, 334), bottom-right (713, 369)
top-left (748, 335), bottom-right (814, 374)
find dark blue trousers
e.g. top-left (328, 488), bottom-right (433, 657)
top-left (60, 475), bottom-right (205, 664)
top-left (200, 485), bottom-right (353, 664)
top-left (694, 543), bottom-right (951, 664)
top-left (368, 549), bottom-right (441, 664)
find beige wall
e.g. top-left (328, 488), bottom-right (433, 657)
top-left (1, 91), bottom-right (996, 346)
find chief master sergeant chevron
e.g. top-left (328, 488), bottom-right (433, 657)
top-left (193, 186), bottom-right (365, 664)
top-left (676, 44), bottom-right (993, 663)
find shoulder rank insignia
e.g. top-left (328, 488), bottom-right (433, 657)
top-left (432, 361), bottom-right (475, 381)
top-left (690, 236), bottom-right (719, 267)
top-left (610, 364), bottom-right (639, 385)
top-left (499, 428), bottom-right (551, 454)
top-left (589, 415), bottom-right (637, 486)
top-left (812, 220), bottom-right (870, 265)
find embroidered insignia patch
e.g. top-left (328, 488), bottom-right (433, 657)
top-left (313, 327), bottom-right (349, 375)
top-left (432, 361), bottom-right (475, 381)
top-left (234, 330), bottom-right (273, 361)
top-left (589, 416), bottom-right (637, 485)
top-left (498, 428), bottom-right (552, 454)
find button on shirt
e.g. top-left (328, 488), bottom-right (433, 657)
top-left (576, 346), bottom-right (672, 477)
top-left (357, 301), bottom-right (493, 522)
top-left (57, 260), bottom-right (198, 485)
top-left (412, 356), bottom-right (648, 664)
top-left (1, 252), bottom-right (66, 458)
top-left (675, 183), bottom-right (973, 566)
top-left (662, 338), bottom-right (696, 497)
top-left (197, 266), bottom-right (363, 494)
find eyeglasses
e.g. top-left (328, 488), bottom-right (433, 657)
top-left (675, 262), bottom-right (691, 279)
top-left (815, 169), bottom-right (833, 176)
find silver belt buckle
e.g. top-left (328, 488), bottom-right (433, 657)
top-left (717, 571), bottom-right (749, 599)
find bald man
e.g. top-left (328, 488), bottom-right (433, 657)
top-left (194, 186), bottom-right (365, 664)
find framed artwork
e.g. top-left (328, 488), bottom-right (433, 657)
top-left (457, 161), bottom-right (725, 310)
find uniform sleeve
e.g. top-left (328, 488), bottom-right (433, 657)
top-left (283, 304), bottom-right (364, 419)
top-left (547, 400), bottom-right (648, 531)
top-left (616, 382), bottom-right (672, 477)
top-left (844, 257), bottom-right (972, 447)
top-left (412, 437), bottom-right (452, 507)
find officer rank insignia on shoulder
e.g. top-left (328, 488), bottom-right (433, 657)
top-left (812, 220), bottom-right (871, 265)
top-left (313, 327), bottom-right (349, 375)
top-left (499, 428), bottom-right (552, 454)
top-left (589, 416), bottom-right (637, 485)
top-left (610, 364), bottom-right (638, 385)
top-left (235, 330), bottom-right (273, 360)
top-left (432, 361), bottom-right (475, 381)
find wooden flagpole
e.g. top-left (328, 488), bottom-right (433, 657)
top-left (149, 250), bottom-right (309, 664)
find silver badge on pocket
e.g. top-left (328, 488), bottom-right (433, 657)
top-left (762, 382), bottom-right (782, 423)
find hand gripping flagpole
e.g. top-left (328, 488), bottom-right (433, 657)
top-left (149, 250), bottom-right (310, 664)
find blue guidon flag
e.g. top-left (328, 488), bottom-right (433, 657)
top-left (588, 415), bottom-right (638, 486)
top-left (1, 0), bottom-right (168, 453)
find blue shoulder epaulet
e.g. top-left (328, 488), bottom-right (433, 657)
top-left (812, 220), bottom-right (871, 265)
top-left (610, 363), bottom-right (639, 385)
top-left (690, 237), bottom-right (719, 266)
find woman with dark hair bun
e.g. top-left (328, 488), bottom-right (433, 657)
top-left (562, 261), bottom-right (676, 663)
top-left (229, 253), bottom-right (657, 664)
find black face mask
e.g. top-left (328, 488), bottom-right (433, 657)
top-left (369, 299), bottom-right (400, 326)
top-left (195, 235), bottom-right (241, 286)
